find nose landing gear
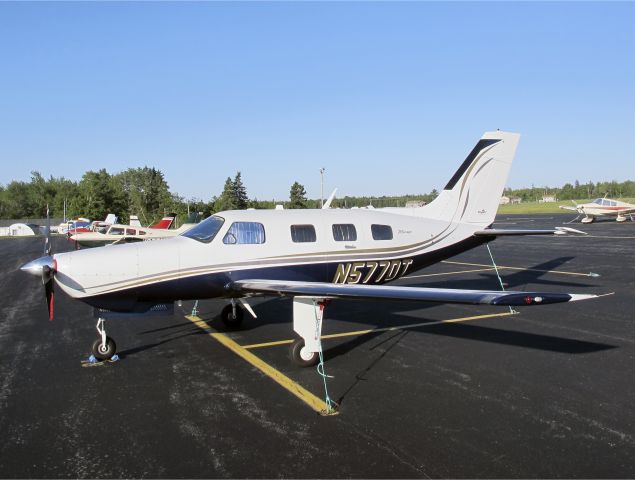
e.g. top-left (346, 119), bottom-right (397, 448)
top-left (92, 318), bottom-right (117, 361)
top-left (220, 301), bottom-right (244, 328)
top-left (219, 298), bottom-right (258, 329)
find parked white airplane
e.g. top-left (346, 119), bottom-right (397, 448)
top-left (69, 214), bottom-right (183, 248)
top-left (21, 131), bottom-right (599, 365)
top-left (69, 221), bottom-right (196, 248)
top-left (560, 197), bottom-right (635, 223)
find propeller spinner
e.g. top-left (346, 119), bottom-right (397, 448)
top-left (21, 255), bottom-right (56, 321)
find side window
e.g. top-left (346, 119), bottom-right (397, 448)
top-left (139, 230), bottom-right (146, 235)
top-left (110, 227), bottom-right (124, 236)
top-left (371, 224), bottom-right (393, 241)
top-left (290, 225), bottom-right (316, 243)
top-left (223, 222), bottom-right (266, 245)
top-left (332, 224), bottom-right (357, 242)
top-left (126, 228), bottom-right (136, 235)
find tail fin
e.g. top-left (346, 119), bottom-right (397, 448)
top-left (420, 131), bottom-right (520, 227)
top-left (104, 213), bottom-right (117, 225)
top-left (149, 214), bottom-right (176, 229)
top-left (129, 215), bottom-right (142, 228)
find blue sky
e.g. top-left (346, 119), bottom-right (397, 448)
top-left (1, 2), bottom-right (633, 201)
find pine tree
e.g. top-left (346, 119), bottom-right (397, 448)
top-left (232, 172), bottom-right (249, 209)
top-left (289, 181), bottom-right (308, 209)
top-left (216, 177), bottom-right (237, 211)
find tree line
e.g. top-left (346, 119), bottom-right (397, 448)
top-left (2, 168), bottom-right (633, 224)
top-left (504, 180), bottom-right (635, 202)
top-left (0, 169), bottom-right (317, 224)
top-left (0, 168), bottom-right (174, 225)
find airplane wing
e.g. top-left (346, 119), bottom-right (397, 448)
top-left (229, 279), bottom-right (600, 306)
top-left (473, 227), bottom-right (586, 237)
top-left (559, 205), bottom-right (580, 212)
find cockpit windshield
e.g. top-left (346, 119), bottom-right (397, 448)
top-left (593, 198), bottom-right (617, 206)
top-left (182, 215), bottom-right (225, 243)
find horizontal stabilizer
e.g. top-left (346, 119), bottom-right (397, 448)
top-left (474, 227), bottom-right (587, 237)
top-left (229, 279), bottom-right (601, 307)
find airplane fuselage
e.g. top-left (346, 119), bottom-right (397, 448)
top-left (578, 199), bottom-right (635, 222)
top-left (54, 208), bottom-right (490, 312)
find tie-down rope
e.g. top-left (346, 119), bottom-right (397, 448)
top-left (313, 300), bottom-right (336, 414)
top-left (485, 243), bottom-right (516, 315)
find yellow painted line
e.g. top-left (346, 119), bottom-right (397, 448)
top-left (242, 338), bottom-right (297, 349)
top-left (185, 315), bottom-right (337, 416)
top-left (406, 267), bottom-right (496, 279)
top-left (441, 260), bottom-right (592, 277)
top-left (243, 311), bottom-right (517, 350)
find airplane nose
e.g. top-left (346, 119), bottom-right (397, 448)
top-left (20, 255), bottom-right (55, 277)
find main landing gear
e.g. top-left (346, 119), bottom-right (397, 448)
top-left (288, 297), bottom-right (327, 368)
top-left (92, 318), bottom-right (117, 361)
top-left (289, 338), bottom-right (319, 367)
top-left (218, 297), bottom-right (324, 368)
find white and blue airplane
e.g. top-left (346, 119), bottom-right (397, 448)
top-left (21, 131), bottom-right (598, 365)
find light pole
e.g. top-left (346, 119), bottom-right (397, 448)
top-left (320, 167), bottom-right (325, 208)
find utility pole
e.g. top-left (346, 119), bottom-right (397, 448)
top-left (320, 167), bottom-right (325, 208)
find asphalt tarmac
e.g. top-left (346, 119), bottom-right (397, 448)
top-left (1, 214), bottom-right (634, 478)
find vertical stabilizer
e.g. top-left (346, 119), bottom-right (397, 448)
top-left (129, 216), bottom-right (142, 228)
top-left (419, 131), bottom-right (520, 227)
top-left (150, 214), bottom-right (176, 229)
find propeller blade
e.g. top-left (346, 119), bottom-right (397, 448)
top-left (45, 279), bottom-right (54, 321)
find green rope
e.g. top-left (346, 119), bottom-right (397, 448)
top-left (313, 300), bottom-right (336, 414)
top-left (485, 243), bottom-right (516, 314)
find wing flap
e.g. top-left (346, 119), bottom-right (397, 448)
top-left (229, 279), bottom-right (599, 306)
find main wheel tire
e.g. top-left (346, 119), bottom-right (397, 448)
top-left (220, 304), bottom-right (244, 329)
top-left (290, 338), bottom-right (319, 367)
top-left (91, 336), bottom-right (117, 361)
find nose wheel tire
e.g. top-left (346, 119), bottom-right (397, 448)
top-left (91, 336), bottom-right (117, 361)
top-left (290, 338), bottom-right (319, 367)
top-left (220, 304), bottom-right (244, 328)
